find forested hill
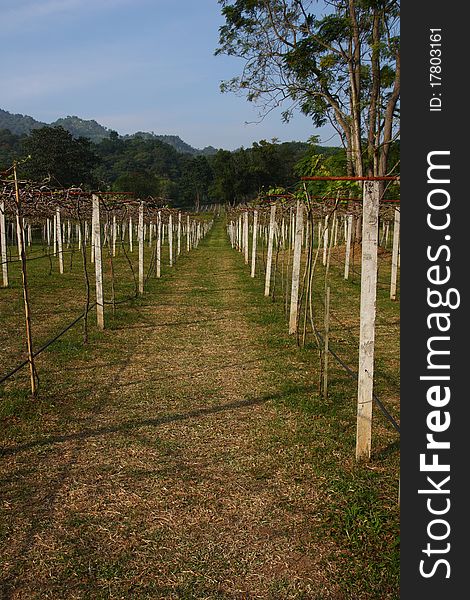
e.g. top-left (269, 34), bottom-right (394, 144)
top-left (0, 109), bottom-right (214, 155)
top-left (0, 125), bottom-right (331, 207)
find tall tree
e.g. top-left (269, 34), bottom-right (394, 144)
top-left (216, 0), bottom-right (400, 178)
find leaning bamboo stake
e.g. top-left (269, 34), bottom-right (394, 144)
top-left (264, 204), bottom-right (276, 297)
top-left (92, 194), bottom-right (104, 329)
top-left (390, 209), bottom-right (400, 301)
top-left (356, 181), bottom-right (380, 461)
top-left (0, 200), bottom-right (8, 287)
top-left (289, 200), bottom-right (304, 334)
top-left (138, 201), bottom-right (144, 293)
top-left (251, 209), bottom-right (258, 278)
top-left (13, 164), bottom-right (37, 396)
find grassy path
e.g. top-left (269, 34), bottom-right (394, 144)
top-left (0, 219), bottom-right (399, 599)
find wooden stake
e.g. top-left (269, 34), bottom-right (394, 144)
top-left (289, 200), bottom-right (304, 334)
top-left (187, 215), bottom-right (190, 252)
top-left (92, 195), bottom-right (104, 329)
top-left (356, 181), bottom-right (380, 461)
top-left (264, 204), bottom-right (276, 297)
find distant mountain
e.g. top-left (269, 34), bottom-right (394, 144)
top-left (0, 108), bottom-right (47, 135)
top-left (123, 132), bottom-right (217, 156)
top-left (51, 116), bottom-right (111, 143)
top-left (0, 109), bottom-right (217, 155)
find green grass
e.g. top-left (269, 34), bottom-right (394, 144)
top-left (0, 216), bottom-right (399, 599)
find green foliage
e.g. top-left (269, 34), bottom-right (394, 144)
top-left (1, 116), bottom-right (362, 206)
top-left (19, 126), bottom-right (98, 188)
top-left (216, 0), bottom-right (400, 177)
top-left (112, 171), bottom-right (161, 199)
top-left (0, 128), bottom-right (24, 170)
top-left (51, 116), bottom-right (111, 143)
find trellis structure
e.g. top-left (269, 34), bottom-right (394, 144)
top-left (226, 179), bottom-right (400, 461)
top-left (0, 180), bottom-right (213, 396)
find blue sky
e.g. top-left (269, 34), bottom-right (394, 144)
top-left (0, 0), bottom-right (338, 150)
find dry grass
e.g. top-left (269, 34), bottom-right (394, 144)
top-left (0, 219), bottom-right (399, 599)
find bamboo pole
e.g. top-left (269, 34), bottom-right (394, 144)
top-left (356, 181), bottom-right (380, 460)
top-left (187, 215), bottom-right (190, 252)
top-left (13, 165), bottom-right (37, 395)
top-left (92, 195), bottom-right (104, 329)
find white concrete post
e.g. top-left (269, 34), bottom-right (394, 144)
top-left (390, 209), bottom-right (400, 301)
top-left (356, 181), bottom-right (380, 460)
top-left (344, 214), bottom-right (353, 280)
top-left (56, 208), bottom-right (64, 274)
top-left (169, 213), bottom-right (173, 266)
top-left (92, 195), bottom-right (104, 329)
top-left (289, 200), bottom-right (304, 334)
top-left (243, 211), bottom-right (249, 264)
top-left (0, 201), bottom-right (8, 287)
top-left (157, 210), bottom-right (162, 278)
top-left (264, 204), bottom-right (276, 297)
top-left (251, 209), bottom-right (258, 278)
top-left (138, 202), bottom-right (144, 294)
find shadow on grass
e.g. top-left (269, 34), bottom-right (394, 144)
top-left (1, 386), bottom-right (312, 458)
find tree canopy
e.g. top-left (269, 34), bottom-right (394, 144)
top-left (216, 0), bottom-right (400, 178)
top-left (20, 126), bottom-right (98, 188)
top-left (0, 125), bottom-right (351, 206)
